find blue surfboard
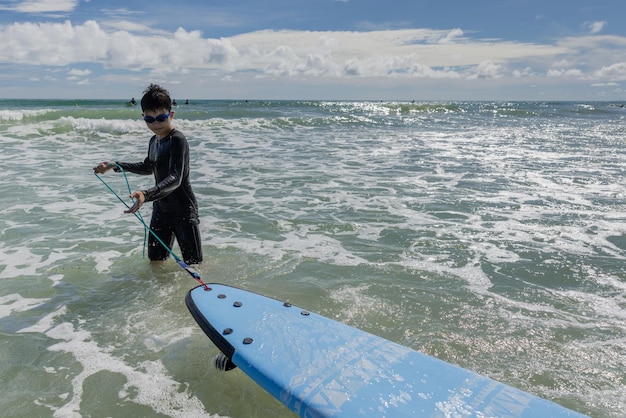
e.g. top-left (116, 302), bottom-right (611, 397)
top-left (185, 284), bottom-right (587, 417)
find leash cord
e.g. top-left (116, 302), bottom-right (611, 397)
top-left (94, 164), bottom-right (210, 290)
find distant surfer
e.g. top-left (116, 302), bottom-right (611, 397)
top-left (129, 97), bottom-right (136, 106)
top-left (94, 84), bottom-right (203, 265)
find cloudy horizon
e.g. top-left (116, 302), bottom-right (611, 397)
top-left (1, 0), bottom-right (625, 100)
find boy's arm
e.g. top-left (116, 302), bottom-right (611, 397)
top-left (113, 157), bottom-right (153, 175)
top-left (141, 134), bottom-right (187, 202)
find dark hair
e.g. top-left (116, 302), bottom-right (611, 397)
top-left (140, 84), bottom-right (172, 112)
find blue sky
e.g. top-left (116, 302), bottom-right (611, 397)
top-left (1, 0), bottom-right (625, 100)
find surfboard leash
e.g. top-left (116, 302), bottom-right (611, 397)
top-left (94, 164), bottom-right (210, 290)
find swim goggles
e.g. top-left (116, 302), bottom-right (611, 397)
top-left (143, 112), bottom-right (171, 123)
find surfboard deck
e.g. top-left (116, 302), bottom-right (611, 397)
top-left (185, 283), bottom-right (587, 417)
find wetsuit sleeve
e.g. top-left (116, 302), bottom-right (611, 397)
top-left (141, 134), bottom-right (188, 202)
top-left (113, 135), bottom-right (157, 175)
top-left (113, 158), bottom-right (153, 175)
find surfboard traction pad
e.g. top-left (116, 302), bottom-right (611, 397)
top-left (185, 284), bottom-right (587, 418)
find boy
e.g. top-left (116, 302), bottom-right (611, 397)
top-left (94, 84), bottom-right (202, 265)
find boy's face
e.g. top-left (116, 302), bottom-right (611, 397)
top-left (142, 108), bottom-right (174, 137)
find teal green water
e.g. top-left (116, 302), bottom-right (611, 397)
top-left (0, 100), bottom-right (624, 417)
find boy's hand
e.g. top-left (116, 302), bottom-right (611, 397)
top-left (124, 191), bottom-right (146, 214)
top-left (93, 161), bottom-right (112, 174)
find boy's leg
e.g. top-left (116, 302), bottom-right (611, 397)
top-left (148, 216), bottom-right (174, 261)
top-left (174, 222), bottom-right (203, 265)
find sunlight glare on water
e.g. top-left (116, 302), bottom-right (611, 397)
top-left (0, 99), bottom-right (624, 417)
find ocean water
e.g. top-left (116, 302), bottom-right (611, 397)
top-left (0, 99), bottom-right (624, 418)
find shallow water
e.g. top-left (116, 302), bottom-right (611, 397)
top-left (0, 100), bottom-right (624, 417)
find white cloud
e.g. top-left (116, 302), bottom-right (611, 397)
top-left (0, 18), bottom-right (625, 99)
top-left (547, 68), bottom-right (584, 78)
top-left (437, 28), bottom-right (465, 44)
top-left (101, 19), bottom-right (156, 34)
top-left (512, 67), bottom-right (534, 78)
top-left (468, 60), bottom-right (504, 79)
top-left (594, 62), bottom-right (626, 80)
top-left (583, 20), bottom-right (607, 35)
top-left (591, 82), bottom-right (620, 87)
top-left (67, 68), bottom-right (91, 76)
top-left (0, 20), bottom-right (108, 65)
top-left (2, 0), bottom-right (78, 13)
top-left (228, 29), bottom-right (567, 73)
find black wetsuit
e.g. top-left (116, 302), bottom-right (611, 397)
top-left (115, 129), bottom-right (202, 264)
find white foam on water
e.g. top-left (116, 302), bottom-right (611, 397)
top-left (0, 293), bottom-right (48, 319)
top-left (0, 246), bottom-right (68, 279)
top-left (91, 250), bottom-right (124, 273)
top-left (62, 116), bottom-right (146, 134)
top-left (17, 306), bottom-right (223, 418)
top-left (0, 108), bottom-right (52, 121)
top-left (329, 284), bottom-right (398, 324)
top-left (560, 286), bottom-right (626, 324)
top-left (17, 306), bottom-right (67, 334)
top-left (48, 274), bottom-right (64, 287)
top-left (2, 101), bottom-right (623, 417)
